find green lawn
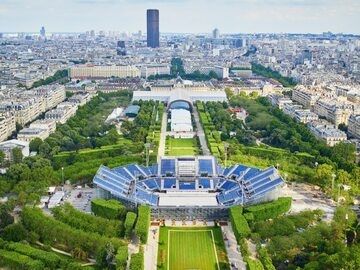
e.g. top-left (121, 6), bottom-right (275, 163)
top-left (157, 227), bottom-right (230, 270)
top-left (165, 137), bottom-right (199, 156)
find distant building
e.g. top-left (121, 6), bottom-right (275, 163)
top-left (147, 9), bottom-right (160, 48)
top-left (40, 26), bottom-right (46, 37)
top-left (69, 65), bottom-right (140, 79)
top-left (17, 128), bottom-right (49, 142)
top-left (348, 115), bottom-right (360, 139)
top-left (212, 28), bottom-right (220, 39)
top-left (0, 140), bottom-right (29, 162)
top-left (307, 121), bottom-right (347, 146)
top-left (140, 65), bottom-right (170, 78)
top-left (117, 41), bottom-right (126, 48)
top-left (0, 112), bottom-right (16, 142)
top-left (124, 105), bottom-right (140, 118)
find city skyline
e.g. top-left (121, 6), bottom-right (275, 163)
top-left (0, 0), bottom-right (360, 34)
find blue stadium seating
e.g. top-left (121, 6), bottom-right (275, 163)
top-left (163, 178), bottom-right (176, 189)
top-left (219, 180), bottom-right (238, 191)
top-left (223, 165), bottom-right (234, 177)
top-left (230, 165), bottom-right (250, 177)
top-left (160, 159), bottom-right (176, 175)
top-left (142, 179), bottom-right (159, 190)
top-left (179, 182), bottom-right (196, 190)
top-left (93, 159), bottom-right (285, 208)
top-left (243, 168), bottom-right (261, 180)
top-left (138, 165), bottom-right (152, 176)
top-left (198, 159), bottom-right (213, 175)
top-left (125, 164), bottom-right (145, 178)
top-left (112, 167), bottom-right (133, 181)
top-left (150, 164), bottom-right (158, 175)
top-left (198, 178), bottom-right (211, 189)
top-left (216, 164), bottom-right (224, 176)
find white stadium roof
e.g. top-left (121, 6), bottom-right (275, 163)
top-left (158, 192), bottom-right (218, 207)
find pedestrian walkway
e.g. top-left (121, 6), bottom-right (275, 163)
top-left (221, 225), bottom-right (247, 270)
top-left (144, 226), bottom-right (160, 270)
top-left (193, 106), bottom-right (210, 155)
top-left (158, 112), bottom-right (167, 160)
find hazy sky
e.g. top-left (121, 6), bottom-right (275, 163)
top-left (1, 0), bottom-right (359, 34)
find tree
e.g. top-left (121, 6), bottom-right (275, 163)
top-left (338, 123), bottom-right (348, 132)
top-left (0, 205), bottom-right (14, 229)
top-left (331, 142), bottom-right (356, 164)
top-left (315, 164), bottom-right (334, 188)
top-left (0, 150), bottom-right (4, 167)
top-left (39, 142), bottom-right (51, 158)
top-left (12, 147), bottom-right (23, 163)
top-left (29, 138), bottom-right (43, 152)
top-left (2, 223), bottom-right (28, 242)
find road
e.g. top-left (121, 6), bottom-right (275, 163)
top-left (193, 106), bottom-right (210, 155)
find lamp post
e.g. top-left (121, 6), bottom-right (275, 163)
top-left (224, 143), bottom-right (229, 167)
top-left (276, 163), bottom-right (280, 170)
top-left (61, 167), bottom-right (64, 190)
top-left (338, 184), bottom-right (342, 203)
top-left (144, 143), bottom-right (151, 168)
top-left (331, 173), bottom-right (336, 191)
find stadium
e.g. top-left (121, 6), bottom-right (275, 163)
top-left (93, 155), bottom-right (285, 219)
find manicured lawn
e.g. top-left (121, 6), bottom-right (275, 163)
top-left (165, 137), bottom-right (199, 156)
top-left (157, 227), bottom-right (230, 270)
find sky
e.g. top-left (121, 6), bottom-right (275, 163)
top-left (0, 0), bottom-right (359, 34)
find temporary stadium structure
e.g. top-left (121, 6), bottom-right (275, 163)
top-left (93, 156), bottom-right (285, 219)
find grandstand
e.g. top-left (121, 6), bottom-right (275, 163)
top-left (93, 156), bottom-right (285, 219)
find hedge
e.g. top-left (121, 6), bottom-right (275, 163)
top-left (244, 197), bottom-right (292, 221)
top-left (52, 203), bottom-right (124, 237)
top-left (129, 249), bottom-right (144, 270)
top-left (258, 248), bottom-right (276, 270)
top-left (91, 199), bottom-right (127, 220)
top-left (229, 206), bottom-right (251, 241)
top-left (247, 259), bottom-right (264, 270)
top-left (135, 206), bottom-right (151, 244)
top-left (5, 242), bottom-right (64, 269)
top-left (21, 207), bottom-right (125, 256)
top-left (124, 212), bottom-right (137, 239)
top-left (0, 249), bottom-right (44, 270)
top-left (116, 246), bottom-right (128, 270)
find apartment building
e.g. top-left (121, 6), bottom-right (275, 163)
top-left (0, 85), bottom-right (66, 125)
top-left (313, 98), bottom-right (353, 126)
top-left (140, 65), bottom-right (170, 78)
top-left (184, 65), bottom-right (229, 79)
top-left (69, 65), bottom-right (140, 79)
top-left (29, 119), bottom-right (57, 134)
top-left (67, 92), bottom-right (92, 106)
top-left (307, 121), bottom-right (347, 146)
top-left (45, 103), bottom-right (77, 124)
top-left (17, 128), bottom-right (49, 142)
top-left (283, 104), bottom-right (319, 123)
top-left (34, 85), bottom-right (66, 110)
top-left (292, 86), bottom-right (321, 109)
top-left (0, 112), bottom-right (16, 142)
top-left (268, 93), bottom-right (293, 109)
top-left (348, 115), bottom-right (360, 139)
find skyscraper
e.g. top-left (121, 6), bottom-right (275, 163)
top-left (212, 28), bottom-right (220, 39)
top-left (40, 26), bottom-right (46, 37)
top-left (147, 9), bottom-right (159, 48)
